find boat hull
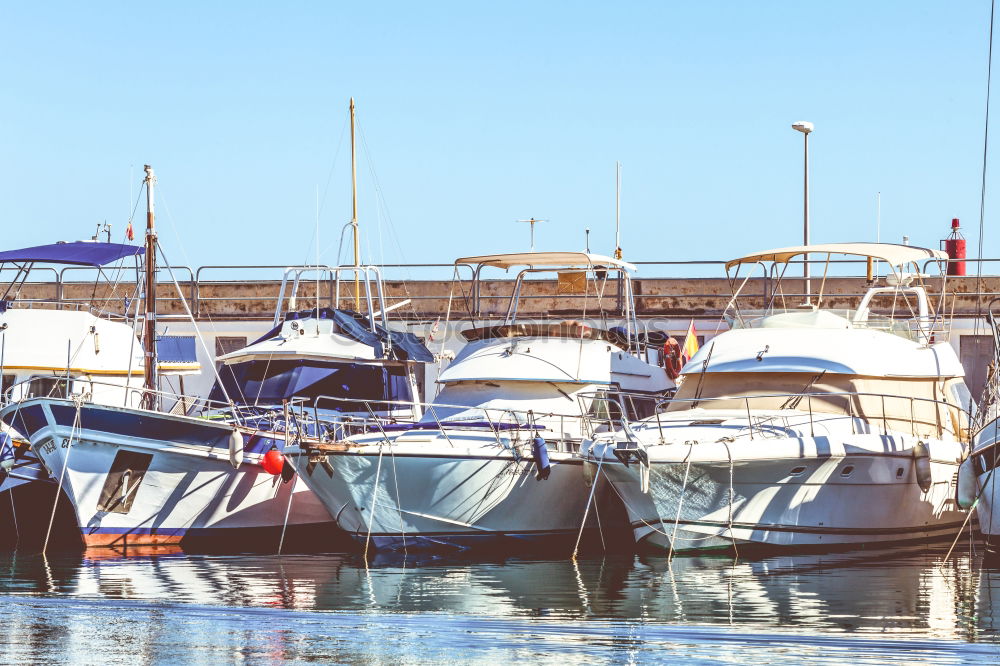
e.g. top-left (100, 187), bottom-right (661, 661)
top-left (588, 435), bottom-right (966, 553)
top-left (289, 439), bottom-right (623, 553)
top-left (2, 399), bottom-right (339, 550)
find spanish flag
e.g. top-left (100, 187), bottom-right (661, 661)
top-left (682, 320), bottom-right (699, 362)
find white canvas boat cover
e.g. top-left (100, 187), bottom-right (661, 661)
top-left (456, 252), bottom-right (636, 271)
top-left (725, 243), bottom-right (946, 271)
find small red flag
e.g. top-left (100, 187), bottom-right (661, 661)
top-left (126, 220), bottom-right (134, 241)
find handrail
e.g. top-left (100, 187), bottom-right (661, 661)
top-left (580, 388), bottom-right (971, 442)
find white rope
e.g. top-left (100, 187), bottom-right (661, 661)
top-left (571, 455), bottom-right (604, 560)
top-left (277, 474), bottom-right (296, 555)
top-left (667, 450), bottom-right (693, 561)
top-left (155, 241), bottom-right (241, 420)
top-left (724, 440), bottom-right (740, 560)
top-left (363, 444), bottom-right (385, 559)
top-left (388, 440), bottom-right (407, 555)
top-left (43, 394), bottom-right (84, 555)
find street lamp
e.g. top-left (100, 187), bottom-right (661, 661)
top-left (792, 121), bottom-right (814, 305)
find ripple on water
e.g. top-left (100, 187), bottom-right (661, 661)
top-left (0, 544), bottom-right (998, 663)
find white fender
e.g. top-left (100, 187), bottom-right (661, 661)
top-left (912, 441), bottom-right (932, 493)
top-left (229, 429), bottom-right (244, 469)
top-left (956, 456), bottom-right (980, 510)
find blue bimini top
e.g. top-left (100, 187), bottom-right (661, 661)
top-left (0, 241), bottom-right (144, 267)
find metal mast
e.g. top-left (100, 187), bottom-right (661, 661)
top-left (142, 164), bottom-right (158, 410)
top-left (350, 98), bottom-right (361, 310)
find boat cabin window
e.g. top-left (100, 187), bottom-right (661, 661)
top-left (214, 337), bottom-right (248, 368)
top-left (211, 359), bottom-right (412, 411)
top-left (948, 379), bottom-right (975, 416)
top-left (589, 390), bottom-right (659, 423)
top-left (24, 377), bottom-right (70, 400)
top-left (0, 374), bottom-right (14, 403)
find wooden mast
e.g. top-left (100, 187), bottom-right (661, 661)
top-left (142, 164), bottom-right (158, 410)
top-left (350, 98), bottom-right (361, 310)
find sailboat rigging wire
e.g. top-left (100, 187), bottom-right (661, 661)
top-left (156, 188), bottom-right (250, 409)
top-left (155, 241), bottom-right (242, 421)
top-left (977, 0), bottom-right (995, 334)
top-left (356, 119), bottom-right (420, 318)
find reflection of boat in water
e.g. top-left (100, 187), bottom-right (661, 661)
top-left (7, 544), bottom-right (985, 642)
top-left (585, 243), bottom-right (970, 553)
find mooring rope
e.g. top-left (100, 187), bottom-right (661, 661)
top-left (571, 455), bottom-right (604, 561)
top-left (363, 443), bottom-right (385, 560)
top-left (43, 394), bottom-right (84, 555)
top-left (667, 449), bottom-right (694, 561)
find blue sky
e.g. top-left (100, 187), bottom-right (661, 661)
top-left (0, 2), bottom-right (995, 276)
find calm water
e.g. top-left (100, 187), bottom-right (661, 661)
top-left (0, 544), bottom-right (999, 664)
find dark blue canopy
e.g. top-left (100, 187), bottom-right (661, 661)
top-left (0, 241), bottom-right (144, 267)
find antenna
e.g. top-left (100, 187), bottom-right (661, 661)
top-left (614, 161), bottom-right (622, 259)
top-left (92, 222), bottom-right (112, 242)
top-left (876, 191), bottom-right (881, 243)
top-left (515, 218), bottom-right (548, 251)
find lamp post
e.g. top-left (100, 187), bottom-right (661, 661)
top-left (792, 121), bottom-right (813, 305)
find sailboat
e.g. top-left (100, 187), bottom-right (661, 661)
top-left (0, 236), bottom-right (199, 548)
top-left (1, 104), bottom-right (430, 549)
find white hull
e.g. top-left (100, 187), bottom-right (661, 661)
top-left (966, 417), bottom-right (1000, 549)
top-left (588, 433), bottom-right (965, 552)
top-left (10, 399), bottom-right (333, 548)
top-left (289, 434), bottom-right (609, 552)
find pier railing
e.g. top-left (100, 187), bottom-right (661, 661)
top-left (4, 257), bottom-right (1000, 320)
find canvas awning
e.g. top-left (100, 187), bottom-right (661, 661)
top-left (456, 252), bottom-right (636, 271)
top-left (725, 243), bottom-right (946, 271)
top-left (0, 241), bottom-right (144, 267)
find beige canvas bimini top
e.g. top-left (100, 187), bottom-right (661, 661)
top-left (456, 252), bottom-right (636, 271)
top-left (725, 243), bottom-right (947, 271)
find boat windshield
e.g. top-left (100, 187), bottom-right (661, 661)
top-left (210, 359), bottom-right (412, 410)
top-left (667, 371), bottom-right (968, 437)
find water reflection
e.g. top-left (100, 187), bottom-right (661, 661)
top-left (1, 545), bottom-right (999, 662)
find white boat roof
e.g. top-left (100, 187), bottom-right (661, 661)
top-left (725, 243), bottom-right (947, 270)
top-left (455, 252), bottom-right (636, 271)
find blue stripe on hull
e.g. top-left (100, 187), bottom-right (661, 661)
top-left (12, 400), bottom-right (287, 455)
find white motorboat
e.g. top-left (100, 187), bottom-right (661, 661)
top-left (0, 237), bottom-right (199, 548)
top-left (582, 243), bottom-right (971, 553)
top-left (957, 310), bottom-right (1000, 555)
top-left (286, 251), bottom-right (675, 552)
top-left (1, 165), bottom-right (430, 549)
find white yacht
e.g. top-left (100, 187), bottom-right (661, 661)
top-left (582, 243), bottom-right (970, 553)
top-left (957, 312), bottom-right (1000, 555)
top-left (0, 239), bottom-right (198, 548)
top-left (285, 252), bottom-right (675, 552)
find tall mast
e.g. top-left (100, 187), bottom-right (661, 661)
top-left (142, 165), bottom-right (158, 410)
top-left (614, 161), bottom-right (622, 259)
top-left (350, 98), bottom-right (361, 310)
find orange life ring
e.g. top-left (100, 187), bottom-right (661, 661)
top-left (663, 337), bottom-right (683, 380)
